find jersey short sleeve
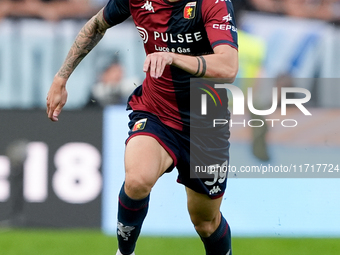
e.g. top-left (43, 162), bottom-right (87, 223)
top-left (201, 0), bottom-right (238, 50)
top-left (103, 0), bottom-right (131, 26)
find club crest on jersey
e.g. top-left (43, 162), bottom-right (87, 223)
top-left (184, 2), bottom-right (196, 19)
top-left (132, 118), bottom-right (147, 131)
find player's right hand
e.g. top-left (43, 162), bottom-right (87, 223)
top-left (46, 76), bottom-right (68, 122)
top-left (143, 52), bottom-right (174, 79)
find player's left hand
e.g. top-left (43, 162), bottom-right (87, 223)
top-left (143, 52), bottom-right (174, 79)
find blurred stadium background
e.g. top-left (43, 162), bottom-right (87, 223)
top-left (1, 0), bottom-right (340, 254)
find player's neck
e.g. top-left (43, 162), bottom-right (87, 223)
top-left (167, 0), bottom-right (181, 2)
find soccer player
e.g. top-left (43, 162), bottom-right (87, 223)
top-left (46, 0), bottom-right (238, 254)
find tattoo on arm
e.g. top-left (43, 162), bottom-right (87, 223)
top-left (193, 56), bottom-right (206, 77)
top-left (193, 57), bottom-right (201, 76)
top-left (57, 10), bottom-right (111, 79)
top-left (197, 56), bottom-right (206, 77)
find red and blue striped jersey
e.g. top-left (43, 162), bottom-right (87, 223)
top-left (103, 0), bottom-right (238, 131)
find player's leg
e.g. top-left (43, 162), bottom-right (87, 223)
top-left (125, 135), bottom-right (173, 198)
top-left (117, 135), bottom-right (173, 255)
top-left (186, 187), bottom-right (232, 255)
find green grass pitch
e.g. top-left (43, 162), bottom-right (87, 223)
top-left (0, 229), bottom-right (339, 255)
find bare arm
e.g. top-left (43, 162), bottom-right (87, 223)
top-left (143, 45), bottom-right (239, 83)
top-left (47, 9), bottom-right (111, 121)
top-left (172, 45), bottom-right (238, 82)
top-left (57, 8), bottom-right (111, 79)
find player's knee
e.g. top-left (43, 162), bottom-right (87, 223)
top-left (191, 215), bottom-right (220, 238)
top-left (193, 220), bottom-right (214, 237)
top-left (124, 174), bottom-right (153, 200)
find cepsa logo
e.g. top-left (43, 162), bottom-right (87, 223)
top-left (212, 14), bottom-right (237, 32)
top-left (200, 84), bottom-right (312, 128)
top-left (212, 24), bottom-right (237, 32)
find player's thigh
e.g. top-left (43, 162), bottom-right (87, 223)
top-left (124, 135), bottom-right (173, 189)
top-left (186, 186), bottom-right (222, 224)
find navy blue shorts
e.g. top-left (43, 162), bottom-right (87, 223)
top-left (126, 111), bottom-right (230, 199)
